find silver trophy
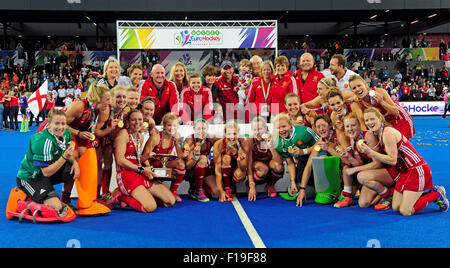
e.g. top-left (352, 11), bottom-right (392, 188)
top-left (152, 153), bottom-right (177, 179)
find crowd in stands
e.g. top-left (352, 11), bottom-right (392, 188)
top-left (0, 33), bottom-right (449, 132)
top-left (281, 34), bottom-right (449, 57)
top-left (1, 36), bottom-right (117, 52)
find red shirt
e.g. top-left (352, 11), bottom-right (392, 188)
top-left (0, 92), bottom-right (5, 106)
top-left (180, 86), bottom-right (213, 123)
top-left (140, 78), bottom-right (180, 125)
top-left (295, 67), bottom-right (324, 104)
top-left (45, 98), bottom-right (55, 110)
top-left (380, 129), bottom-right (424, 171)
top-left (117, 129), bottom-right (140, 173)
top-left (8, 95), bottom-right (18, 107)
top-left (420, 86), bottom-right (428, 97)
top-left (215, 75), bottom-right (239, 117)
top-left (401, 85), bottom-right (410, 95)
top-left (67, 99), bottom-right (92, 131)
top-left (246, 77), bottom-right (273, 115)
top-left (2, 93), bottom-right (9, 107)
top-left (271, 70), bottom-right (299, 115)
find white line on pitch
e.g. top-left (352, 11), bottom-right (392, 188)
top-left (231, 198), bottom-right (266, 248)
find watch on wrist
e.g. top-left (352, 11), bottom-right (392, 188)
top-left (136, 166), bottom-right (145, 174)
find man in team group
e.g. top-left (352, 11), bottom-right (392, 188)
top-left (140, 64), bottom-right (180, 125)
top-left (323, 54), bottom-right (359, 92)
top-left (215, 60), bottom-right (240, 121)
top-left (295, 52), bottom-right (324, 104)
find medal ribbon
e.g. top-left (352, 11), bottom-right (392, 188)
top-left (349, 131), bottom-right (365, 151)
top-left (49, 130), bottom-right (67, 151)
top-left (260, 79), bottom-right (271, 102)
top-left (88, 102), bottom-right (99, 135)
top-left (373, 124), bottom-right (385, 148)
top-left (129, 130), bottom-right (142, 167)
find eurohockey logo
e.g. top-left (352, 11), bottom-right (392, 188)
top-left (175, 30), bottom-right (222, 47)
top-left (179, 54), bottom-right (192, 66)
top-left (175, 30), bottom-right (192, 46)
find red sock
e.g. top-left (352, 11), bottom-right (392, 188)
top-left (267, 170), bottom-right (284, 186)
top-left (193, 165), bottom-right (207, 191)
top-left (413, 191), bottom-right (440, 215)
top-left (252, 171), bottom-right (262, 182)
top-left (101, 169), bottom-right (112, 195)
top-left (119, 195), bottom-right (148, 213)
top-left (170, 169), bottom-right (186, 193)
top-left (342, 191), bottom-right (352, 197)
top-left (61, 191), bottom-right (71, 204)
top-left (154, 198), bottom-right (166, 207)
top-left (380, 187), bottom-right (394, 198)
top-left (97, 185), bottom-right (101, 199)
top-left (221, 166), bottom-right (231, 188)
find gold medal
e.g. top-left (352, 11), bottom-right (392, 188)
top-left (238, 148), bottom-right (244, 155)
top-left (117, 120), bottom-right (124, 128)
top-left (196, 142), bottom-right (202, 147)
top-left (142, 122), bottom-right (149, 128)
top-left (123, 106), bottom-right (131, 113)
top-left (288, 147), bottom-right (294, 154)
top-left (314, 145), bottom-right (321, 152)
top-left (69, 141), bottom-right (76, 147)
top-left (357, 139), bottom-right (365, 146)
top-left (183, 144), bottom-right (190, 150)
top-left (335, 145), bottom-right (343, 151)
top-left (261, 133), bottom-right (269, 140)
top-left (90, 134), bottom-right (96, 141)
top-left (296, 116), bottom-right (303, 123)
top-left (369, 90), bottom-right (376, 97)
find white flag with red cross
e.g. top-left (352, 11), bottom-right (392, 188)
top-left (27, 80), bottom-right (48, 117)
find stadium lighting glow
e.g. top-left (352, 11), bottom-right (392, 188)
top-left (370, 14), bottom-right (378, 19)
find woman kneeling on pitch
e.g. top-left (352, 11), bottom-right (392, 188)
top-left (185, 118), bottom-right (219, 202)
top-left (213, 120), bottom-right (249, 202)
top-left (285, 93), bottom-right (307, 127)
top-left (357, 107), bottom-right (448, 216)
top-left (333, 112), bottom-right (381, 208)
top-left (273, 113), bottom-right (319, 203)
top-left (326, 87), bottom-right (365, 151)
top-left (295, 114), bottom-right (349, 207)
top-left (349, 74), bottom-right (415, 140)
top-left (300, 77), bottom-right (336, 125)
top-left (16, 109), bottom-right (79, 218)
top-left (142, 112), bottom-right (189, 203)
top-left (247, 116), bottom-right (284, 201)
top-left (112, 109), bottom-right (175, 212)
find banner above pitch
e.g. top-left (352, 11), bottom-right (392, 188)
top-left (117, 21), bottom-right (277, 50)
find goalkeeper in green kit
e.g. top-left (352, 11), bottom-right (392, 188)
top-left (272, 113), bottom-right (319, 200)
